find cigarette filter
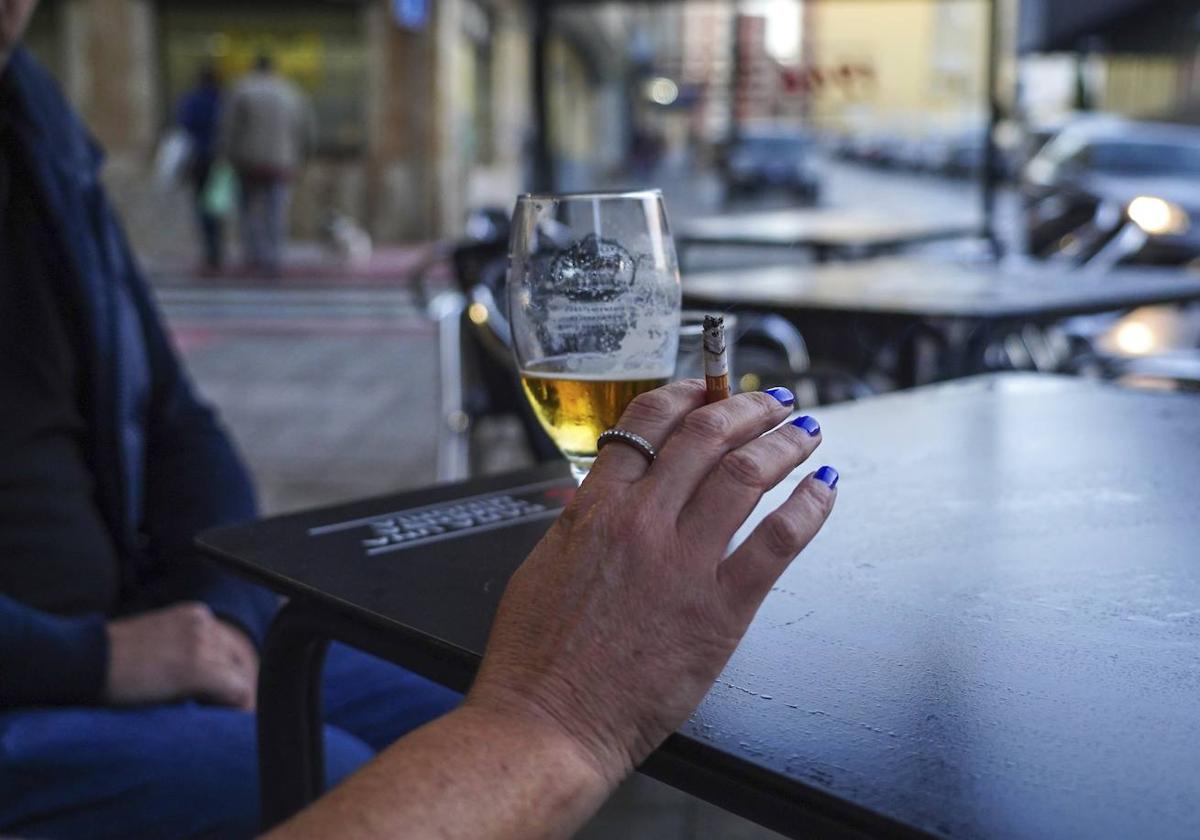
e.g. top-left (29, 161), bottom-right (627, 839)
top-left (702, 315), bottom-right (731, 404)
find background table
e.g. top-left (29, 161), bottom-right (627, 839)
top-left (200, 374), bottom-right (1200, 839)
top-left (684, 258), bottom-right (1200, 386)
top-left (676, 210), bottom-right (978, 266)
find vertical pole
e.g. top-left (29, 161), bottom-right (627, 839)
top-left (727, 0), bottom-right (742, 147)
top-left (531, 0), bottom-right (554, 192)
top-left (981, 0), bottom-right (1002, 259)
top-left (257, 601), bottom-right (331, 830)
top-left (430, 291), bottom-right (469, 482)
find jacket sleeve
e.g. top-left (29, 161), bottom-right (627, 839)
top-left (114, 223), bottom-right (279, 647)
top-left (0, 594), bottom-right (108, 708)
top-left (10, 43), bottom-right (277, 649)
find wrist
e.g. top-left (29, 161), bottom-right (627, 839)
top-left (459, 695), bottom-right (627, 797)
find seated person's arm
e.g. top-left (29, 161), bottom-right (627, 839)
top-left (121, 245), bottom-right (277, 647)
top-left (0, 593), bottom-right (107, 708)
top-left (0, 592), bottom-right (259, 710)
top-left (271, 381), bottom-right (837, 839)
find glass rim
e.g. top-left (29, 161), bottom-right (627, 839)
top-left (516, 188), bottom-right (664, 202)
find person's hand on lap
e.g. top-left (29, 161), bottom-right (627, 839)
top-left (105, 602), bottom-right (259, 710)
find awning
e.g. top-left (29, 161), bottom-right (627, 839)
top-left (1020, 0), bottom-right (1198, 54)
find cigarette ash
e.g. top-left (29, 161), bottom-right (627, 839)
top-left (702, 315), bottom-right (726, 356)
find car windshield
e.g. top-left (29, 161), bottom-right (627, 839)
top-left (1087, 140), bottom-right (1200, 177)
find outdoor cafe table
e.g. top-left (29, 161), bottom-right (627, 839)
top-left (675, 209), bottom-right (977, 267)
top-left (198, 374), bottom-right (1200, 839)
top-left (683, 257), bottom-right (1200, 387)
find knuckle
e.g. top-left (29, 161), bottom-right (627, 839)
top-left (604, 489), bottom-right (666, 554)
top-left (611, 492), bottom-right (654, 543)
top-left (760, 511), bottom-right (808, 559)
top-left (763, 428), bottom-right (805, 465)
top-left (621, 388), bottom-right (677, 427)
top-left (718, 447), bottom-right (770, 490)
top-left (630, 491), bottom-right (665, 535)
top-left (680, 407), bottom-right (733, 441)
top-left (187, 632), bottom-right (208, 658)
top-left (747, 390), bottom-right (785, 414)
top-left (798, 479), bottom-right (835, 518)
top-left (182, 603), bottom-right (213, 625)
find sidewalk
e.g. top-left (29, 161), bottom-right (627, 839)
top-left (145, 240), bottom-right (452, 291)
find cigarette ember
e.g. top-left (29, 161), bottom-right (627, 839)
top-left (702, 315), bottom-right (731, 404)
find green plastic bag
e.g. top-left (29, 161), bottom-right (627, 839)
top-left (203, 163), bottom-right (238, 218)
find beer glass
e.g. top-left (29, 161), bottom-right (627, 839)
top-left (508, 190), bottom-right (681, 483)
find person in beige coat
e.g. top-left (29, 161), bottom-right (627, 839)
top-left (221, 54), bottom-right (316, 275)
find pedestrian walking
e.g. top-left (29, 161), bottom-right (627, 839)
top-left (176, 64), bottom-right (224, 271)
top-left (220, 54), bottom-right (315, 275)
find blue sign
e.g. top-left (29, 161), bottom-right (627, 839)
top-left (393, 0), bottom-right (428, 31)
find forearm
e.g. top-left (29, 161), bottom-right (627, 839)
top-left (268, 702), bottom-right (617, 840)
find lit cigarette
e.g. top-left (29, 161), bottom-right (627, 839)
top-left (702, 315), bottom-right (731, 404)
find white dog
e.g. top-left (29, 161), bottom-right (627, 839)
top-left (324, 211), bottom-right (373, 267)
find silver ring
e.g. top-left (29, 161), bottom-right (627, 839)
top-left (597, 427), bottom-right (657, 464)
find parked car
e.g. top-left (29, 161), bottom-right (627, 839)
top-left (721, 131), bottom-right (821, 204)
top-left (1021, 119), bottom-right (1200, 268)
top-left (939, 129), bottom-right (1016, 180)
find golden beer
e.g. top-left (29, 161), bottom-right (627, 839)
top-left (520, 365), bottom-right (668, 464)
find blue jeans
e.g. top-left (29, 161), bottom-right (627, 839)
top-left (238, 174), bottom-right (289, 274)
top-left (0, 644), bottom-right (458, 839)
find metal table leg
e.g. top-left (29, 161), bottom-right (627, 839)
top-left (257, 599), bottom-right (333, 830)
top-left (256, 598), bottom-right (475, 831)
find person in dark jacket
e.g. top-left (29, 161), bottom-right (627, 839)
top-left (0, 10), bottom-right (456, 838)
top-left (176, 63), bottom-right (224, 270)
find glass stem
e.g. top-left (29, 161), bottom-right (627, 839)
top-left (568, 461), bottom-right (590, 486)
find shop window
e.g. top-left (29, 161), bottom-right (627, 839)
top-left (158, 1), bottom-right (368, 156)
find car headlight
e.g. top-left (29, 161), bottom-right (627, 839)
top-left (1113, 319), bottom-right (1156, 355)
top-left (1127, 196), bottom-right (1190, 236)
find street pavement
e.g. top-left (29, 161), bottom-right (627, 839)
top-left (161, 286), bottom-right (443, 515)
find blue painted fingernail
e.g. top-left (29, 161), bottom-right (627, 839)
top-left (792, 415), bottom-right (820, 436)
top-left (814, 466), bottom-right (839, 488)
top-left (764, 386), bottom-right (795, 406)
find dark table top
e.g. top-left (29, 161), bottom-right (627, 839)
top-left (200, 374), bottom-right (1200, 840)
top-left (677, 209), bottom-right (977, 249)
top-left (683, 257), bottom-right (1200, 320)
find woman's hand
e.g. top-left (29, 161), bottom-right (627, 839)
top-left (468, 381), bottom-right (837, 785)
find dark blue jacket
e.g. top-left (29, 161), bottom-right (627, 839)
top-left (0, 48), bottom-right (277, 708)
top-left (176, 84), bottom-right (221, 162)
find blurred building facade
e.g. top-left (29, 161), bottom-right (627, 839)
top-left (615, 0), bottom-right (993, 150)
top-left (23, 0), bottom-right (534, 250)
top-left (20, 0), bottom-right (1198, 254)
top-left (805, 0), bottom-right (989, 137)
